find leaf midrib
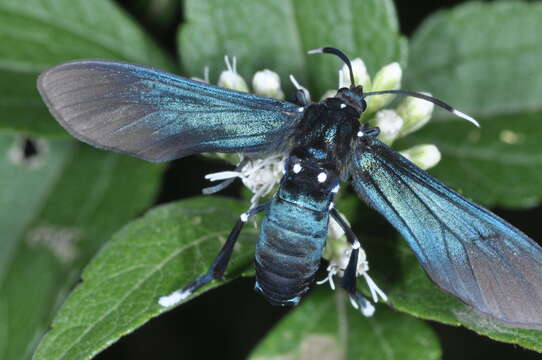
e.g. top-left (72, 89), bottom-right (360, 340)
top-left (50, 228), bottom-right (230, 360)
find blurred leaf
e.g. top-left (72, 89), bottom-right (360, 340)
top-left (0, 142), bottom-right (163, 360)
top-left (178, 0), bottom-right (406, 96)
top-left (0, 0), bottom-right (175, 136)
top-left (33, 197), bottom-right (258, 360)
top-left (404, 2), bottom-right (542, 208)
top-left (123, 0), bottom-right (181, 33)
top-left (250, 286), bottom-right (441, 360)
top-left (364, 233), bottom-right (542, 352)
top-left (0, 134), bottom-right (73, 276)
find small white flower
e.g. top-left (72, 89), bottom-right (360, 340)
top-left (371, 110), bottom-right (404, 145)
top-left (339, 58), bottom-right (371, 90)
top-left (366, 62), bottom-right (402, 114)
top-left (217, 55), bottom-right (249, 92)
top-left (205, 154), bottom-right (285, 207)
top-left (396, 93), bottom-right (434, 137)
top-left (400, 144), bottom-right (442, 170)
top-left (252, 69), bottom-right (284, 99)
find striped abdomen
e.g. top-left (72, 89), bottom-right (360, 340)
top-left (255, 196), bottom-right (329, 306)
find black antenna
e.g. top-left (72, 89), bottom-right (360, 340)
top-left (308, 47), bottom-right (356, 88)
top-left (364, 89), bottom-right (480, 127)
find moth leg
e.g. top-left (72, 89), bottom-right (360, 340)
top-left (295, 89), bottom-right (310, 106)
top-left (330, 209), bottom-right (375, 317)
top-left (159, 201), bottom-right (270, 307)
top-left (288, 74), bottom-right (311, 106)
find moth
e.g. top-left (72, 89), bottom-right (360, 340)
top-left (38, 47), bottom-right (542, 330)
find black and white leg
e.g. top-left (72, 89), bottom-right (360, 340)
top-left (288, 75), bottom-right (311, 106)
top-left (329, 209), bottom-right (387, 316)
top-left (159, 202), bottom-right (270, 307)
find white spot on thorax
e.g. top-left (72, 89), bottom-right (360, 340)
top-left (340, 103), bottom-right (346, 109)
top-left (357, 131), bottom-right (364, 137)
top-left (293, 163), bottom-right (302, 174)
top-left (317, 172), bottom-right (327, 183)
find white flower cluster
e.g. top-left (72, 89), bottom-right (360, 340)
top-left (200, 57), bottom-right (288, 207)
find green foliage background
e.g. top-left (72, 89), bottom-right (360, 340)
top-left (1, 0), bottom-right (542, 359)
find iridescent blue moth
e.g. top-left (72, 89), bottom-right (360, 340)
top-left (37, 47), bottom-right (542, 330)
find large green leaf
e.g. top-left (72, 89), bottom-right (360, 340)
top-left (178, 0), bottom-right (406, 96)
top-left (0, 134), bottom-right (73, 277)
top-left (0, 0), bottom-right (175, 135)
top-left (0, 141), bottom-right (163, 360)
top-left (250, 286), bottom-right (441, 360)
top-left (404, 2), bottom-right (542, 208)
top-left (33, 197), bottom-right (258, 360)
top-left (363, 232), bottom-right (542, 352)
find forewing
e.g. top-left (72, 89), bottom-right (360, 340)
top-left (38, 60), bottom-right (301, 161)
top-left (350, 138), bottom-right (542, 330)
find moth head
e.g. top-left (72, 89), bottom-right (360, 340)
top-left (335, 87), bottom-right (367, 114)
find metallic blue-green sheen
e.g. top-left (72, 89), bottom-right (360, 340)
top-left (37, 56), bottom-right (542, 329)
top-left (255, 157), bottom-right (340, 306)
top-left (350, 136), bottom-right (542, 329)
top-left (37, 60), bottom-right (302, 161)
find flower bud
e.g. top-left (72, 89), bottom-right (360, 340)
top-left (252, 69), bottom-right (284, 99)
top-left (217, 55), bottom-right (248, 92)
top-left (371, 110), bottom-right (404, 145)
top-left (339, 58), bottom-right (371, 90)
top-left (400, 144), bottom-right (441, 170)
top-left (366, 62), bottom-right (402, 113)
top-left (396, 93), bottom-right (434, 137)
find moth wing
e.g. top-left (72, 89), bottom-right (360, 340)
top-left (38, 60), bottom-right (301, 161)
top-left (350, 138), bottom-right (542, 329)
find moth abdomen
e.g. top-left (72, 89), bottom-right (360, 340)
top-left (255, 197), bottom-right (329, 306)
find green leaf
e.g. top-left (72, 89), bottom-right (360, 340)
top-left (0, 135), bottom-right (73, 277)
top-left (250, 286), bottom-right (441, 360)
top-left (33, 197), bottom-right (258, 360)
top-left (364, 233), bottom-right (542, 352)
top-left (403, 113), bottom-right (542, 208)
top-left (404, 2), bottom-right (542, 208)
top-left (0, 141), bottom-right (163, 360)
top-left (0, 0), bottom-right (175, 136)
top-left (178, 0), bottom-right (406, 96)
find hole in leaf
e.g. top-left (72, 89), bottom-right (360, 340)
top-left (8, 136), bottom-right (48, 168)
top-left (23, 138), bottom-right (38, 159)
